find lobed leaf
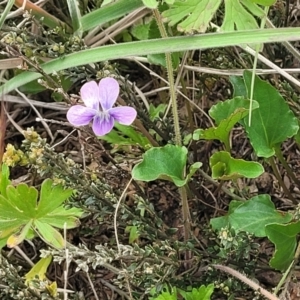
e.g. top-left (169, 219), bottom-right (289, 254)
top-left (36, 179), bottom-right (73, 217)
top-left (221, 0), bottom-right (259, 32)
top-left (6, 184), bottom-right (38, 218)
top-left (179, 283), bottom-right (214, 300)
top-left (162, 0), bottom-right (222, 33)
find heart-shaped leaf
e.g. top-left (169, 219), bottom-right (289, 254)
top-left (209, 97), bottom-right (259, 125)
top-left (194, 97), bottom-right (259, 151)
top-left (237, 71), bottom-right (299, 157)
top-left (132, 144), bottom-right (201, 187)
top-left (209, 151), bottom-right (264, 180)
top-left (265, 222), bottom-right (300, 271)
top-left (210, 200), bottom-right (243, 231)
top-left (228, 194), bottom-right (292, 237)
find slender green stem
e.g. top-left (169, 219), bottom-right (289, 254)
top-left (153, 9), bottom-right (191, 241)
top-left (274, 145), bottom-right (300, 187)
top-left (268, 156), bottom-right (297, 204)
top-left (248, 6), bottom-right (269, 126)
top-left (153, 9), bottom-right (181, 146)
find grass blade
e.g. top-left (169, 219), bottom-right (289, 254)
top-left (0, 0), bottom-right (14, 29)
top-left (66, 0), bottom-right (82, 37)
top-left (1, 27), bottom-right (300, 95)
top-left (81, 0), bottom-right (144, 31)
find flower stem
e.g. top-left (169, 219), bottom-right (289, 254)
top-left (153, 9), bottom-right (181, 146)
top-left (153, 9), bottom-right (191, 242)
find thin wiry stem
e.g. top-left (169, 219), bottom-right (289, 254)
top-left (153, 9), bottom-right (191, 242)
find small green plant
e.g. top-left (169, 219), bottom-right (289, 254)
top-left (150, 284), bottom-right (214, 300)
top-left (0, 164), bottom-right (84, 249)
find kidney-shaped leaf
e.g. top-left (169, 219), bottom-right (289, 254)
top-left (210, 151), bottom-right (264, 180)
top-left (241, 71), bottom-right (299, 157)
top-left (132, 144), bottom-right (201, 187)
top-left (265, 222), bottom-right (300, 271)
top-left (229, 194), bottom-right (292, 237)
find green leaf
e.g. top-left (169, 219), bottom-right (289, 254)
top-left (265, 222), bottom-right (300, 271)
top-left (0, 0), bottom-right (14, 30)
top-left (1, 28), bottom-right (300, 95)
top-left (0, 193), bottom-right (28, 220)
top-left (193, 98), bottom-right (259, 151)
top-left (240, 71), bottom-right (299, 157)
top-left (6, 184), bottom-right (38, 217)
top-left (131, 23), bottom-right (151, 40)
top-left (0, 164), bottom-right (11, 198)
top-left (99, 123), bottom-right (150, 150)
top-left (37, 179), bottom-right (73, 217)
top-left (250, 0), bottom-right (276, 5)
top-left (210, 200), bottom-right (243, 231)
top-left (240, 0), bottom-right (266, 18)
top-left (209, 97), bottom-right (258, 125)
top-left (0, 179), bottom-right (83, 249)
top-left (149, 103), bottom-right (167, 121)
top-left (66, 0), bottom-right (82, 36)
top-left (221, 0), bottom-right (260, 31)
top-left (151, 287), bottom-right (177, 300)
top-left (7, 220), bottom-right (33, 248)
top-left (25, 255), bottom-right (52, 284)
top-left (162, 0), bottom-right (222, 33)
top-left (80, 0), bottom-right (144, 32)
top-left (39, 216), bottom-right (80, 229)
top-left (132, 145), bottom-right (201, 187)
top-left (34, 220), bottom-right (65, 249)
top-left (228, 194), bottom-right (292, 237)
top-left (229, 76), bottom-right (247, 98)
top-left (179, 284), bottom-right (214, 300)
top-left (142, 0), bottom-right (158, 8)
top-left (125, 225), bottom-right (140, 244)
top-left (209, 151), bottom-right (264, 180)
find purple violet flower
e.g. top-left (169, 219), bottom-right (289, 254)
top-left (67, 78), bottom-right (137, 136)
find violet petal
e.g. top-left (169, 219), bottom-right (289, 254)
top-left (98, 78), bottom-right (119, 111)
top-left (92, 113), bottom-right (114, 136)
top-left (109, 106), bottom-right (137, 125)
top-left (80, 81), bottom-right (100, 110)
top-left (67, 105), bottom-right (96, 126)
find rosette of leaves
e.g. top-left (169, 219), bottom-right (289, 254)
top-left (0, 166), bottom-right (83, 249)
